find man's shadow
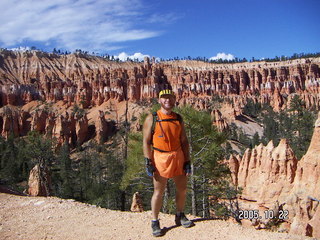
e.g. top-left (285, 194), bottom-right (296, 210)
top-left (161, 217), bottom-right (219, 236)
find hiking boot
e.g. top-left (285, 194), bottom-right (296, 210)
top-left (175, 212), bottom-right (194, 228)
top-left (151, 220), bottom-right (163, 237)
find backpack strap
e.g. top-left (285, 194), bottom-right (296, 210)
top-left (176, 113), bottom-right (182, 123)
top-left (150, 111), bottom-right (183, 149)
top-left (150, 112), bottom-right (158, 145)
top-left (155, 113), bottom-right (182, 123)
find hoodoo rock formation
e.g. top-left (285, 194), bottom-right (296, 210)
top-left (228, 112), bottom-right (320, 238)
top-left (28, 164), bottom-right (51, 197)
top-left (0, 50), bottom-right (320, 111)
top-left (130, 192), bottom-right (144, 212)
top-left (0, 104), bottom-right (92, 147)
top-left (1, 49), bottom-right (319, 143)
top-left (211, 109), bottom-right (229, 132)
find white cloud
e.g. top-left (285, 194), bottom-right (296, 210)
top-left (0, 0), bottom-right (160, 52)
top-left (8, 46), bottom-right (31, 52)
top-left (116, 52), bottom-right (150, 61)
top-left (210, 52), bottom-right (235, 61)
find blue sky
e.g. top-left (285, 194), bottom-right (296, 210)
top-left (0, 0), bottom-right (319, 61)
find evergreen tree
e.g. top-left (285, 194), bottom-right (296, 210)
top-left (175, 105), bottom-right (229, 217)
top-left (242, 96), bottom-right (316, 159)
top-left (24, 131), bottom-right (55, 195)
top-left (262, 110), bottom-right (279, 145)
top-left (0, 134), bottom-right (20, 184)
top-left (0, 130), bottom-right (56, 194)
top-left (243, 99), bottom-right (261, 119)
top-left (288, 97), bottom-right (315, 159)
top-left (55, 143), bottom-right (74, 198)
top-left (120, 106), bottom-right (159, 210)
top-left (277, 111), bottom-right (294, 140)
top-left (251, 132), bottom-right (260, 148)
top-left (94, 141), bottom-right (124, 210)
top-left (15, 137), bottom-right (33, 182)
top-left (289, 95), bottom-right (305, 114)
top-left (120, 132), bottom-right (153, 210)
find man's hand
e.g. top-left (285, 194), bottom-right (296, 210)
top-left (145, 157), bottom-right (156, 177)
top-left (184, 161), bottom-right (192, 176)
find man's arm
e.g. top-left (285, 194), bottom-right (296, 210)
top-left (180, 121), bottom-right (191, 163)
top-left (143, 114), bottom-right (154, 160)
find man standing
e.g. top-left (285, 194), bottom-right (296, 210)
top-left (143, 89), bottom-right (193, 237)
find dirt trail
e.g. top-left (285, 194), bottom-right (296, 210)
top-left (0, 193), bottom-right (315, 240)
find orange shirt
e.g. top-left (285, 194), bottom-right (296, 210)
top-left (152, 110), bottom-right (182, 152)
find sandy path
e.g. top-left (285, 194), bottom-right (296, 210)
top-left (0, 193), bottom-right (315, 240)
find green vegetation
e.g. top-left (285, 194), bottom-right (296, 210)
top-left (238, 96), bottom-right (317, 159)
top-left (1, 99), bottom-right (316, 218)
top-left (0, 131), bottom-right (55, 193)
top-left (54, 136), bottom-right (126, 209)
top-left (174, 106), bottom-right (231, 217)
top-left (0, 134), bottom-right (25, 185)
top-left (120, 131), bottom-right (154, 210)
top-left (72, 103), bottom-right (86, 117)
top-left (0, 131), bottom-right (125, 209)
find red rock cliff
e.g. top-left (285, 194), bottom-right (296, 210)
top-left (228, 112), bottom-right (320, 238)
top-left (1, 50), bottom-right (320, 111)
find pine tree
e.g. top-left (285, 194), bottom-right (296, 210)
top-left (16, 137), bottom-right (33, 182)
top-left (104, 154), bottom-right (124, 209)
top-left (120, 131), bottom-right (154, 210)
top-left (56, 143), bottom-right (74, 198)
top-left (174, 105), bottom-right (229, 217)
top-left (24, 131), bottom-right (55, 196)
top-left (251, 132), bottom-right (260, 148)
top-left (0, 134), bottom-right (20, 184)
top-left (262, 110), bottom-right (279, 145)
top-left (288, 97), bottom-right (315, 159)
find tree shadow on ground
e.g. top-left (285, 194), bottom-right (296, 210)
top-left (162, 217), bottom-right (220, 236)
top-left (0, 185), bottom-right (27, 196)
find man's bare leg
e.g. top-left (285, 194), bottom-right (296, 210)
top-left (173, 174), bottom-right (188, 212)
top-left (151, 174), bottom-right (168, 220)
top-left (173, 174), bottom-right (193, 227)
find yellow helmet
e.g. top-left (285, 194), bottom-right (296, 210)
top-left (159, 89), bottom-right (175, 98)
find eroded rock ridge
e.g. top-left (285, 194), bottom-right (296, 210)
top-left (228, 112), bottom-right (320, 238)
top-left (1, 50), bottom-right (320, 111)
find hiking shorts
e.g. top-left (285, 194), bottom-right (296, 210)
top-left (153, 148), bottom-right (185, 178)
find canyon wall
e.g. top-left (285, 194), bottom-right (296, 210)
top-left (1, 50), bottom-right (319, 141)
top-left (1, 50), bottom-right (320, 111)
top-left (228, 112), bottom-right (320, 238)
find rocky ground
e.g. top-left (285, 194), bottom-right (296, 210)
top-left (0, 193), bottom-right (317, 240)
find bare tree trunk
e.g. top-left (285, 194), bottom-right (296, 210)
top-left (202, 175), bottom-right (205, 218)
top-left (124, 97), bottom-right (128, 155)
top-left (162, 184), bottom-right (170, 213)
top-left (120, 191), bottom-right (126, 211)
top-left (191, 166), bottom-right (197, 216)
top-left (202, 174), bottom-right (210, 218)
top-left (38, 157), bottom-right (50, 196)
top-left (188, 128), bottom-right (197, 216)
top-left (120, 95), bottom-right (129, 211)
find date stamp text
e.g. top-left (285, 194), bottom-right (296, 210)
top-left (237, 209), bottom-right (289, 220)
